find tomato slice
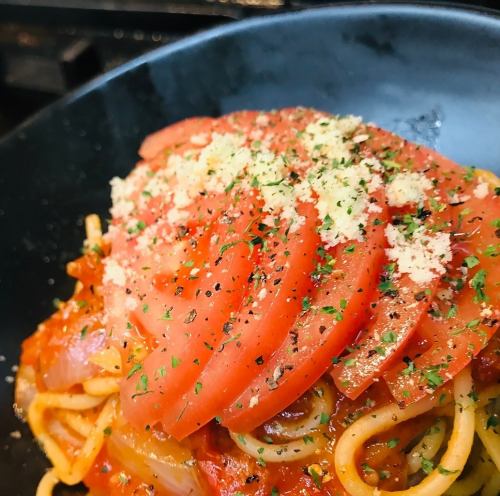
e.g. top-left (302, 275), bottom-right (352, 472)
top-left (221, 193), bottom-right (388, 433)
top-left (115, 108), bottom-right (328, 431)
top-left (121, 196), bottom-right (258, 429)
top-left (162, 203), bottom-right (320, 439)
top-left (138, 116), bottom-right (215, 161)
top-left (331, 124), bottom-right (488, 400)
top-left (331, 274), bottom-right (439, 399)
top-left (384, 191), bottom-right (500, 404)
top-left (103, 221), bottom-right (205, 366)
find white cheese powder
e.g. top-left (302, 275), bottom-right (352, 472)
top-left (386, 171), bottom-right (432, 207)
top-left (473, 180), bottom-right (489, 199)
top-left (103, 259), bottom-right (127, 287)
top-left (385, 224), bottom-right (452, 285)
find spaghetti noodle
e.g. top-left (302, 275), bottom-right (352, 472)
top-left (407, 418), bottom-right (447, 475)
top-left (335, 367), bottom-right (476, 496)
top-left (15, 108), bottom-right (499, 496)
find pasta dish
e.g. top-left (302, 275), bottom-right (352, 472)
top-left (14, 108), bottom-right (500, 496)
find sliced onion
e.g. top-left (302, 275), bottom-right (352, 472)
top-left (107, 417), bottom-right (204, 495)
top-left (43, 330), bottom-right (106, 391)
top-left (14, 364), bottom-right (38, 417)
top-left (46, 418), bottom-right (83, 448)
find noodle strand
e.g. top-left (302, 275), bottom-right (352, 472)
top-left (53, 411), bottom-right (93, 438)
top-left (36, 469), bottom-right (59, 496)
top-left (475, 406), bottom-right (500, 473)
top-left (335, 367), bottom-right (476, 496)
top-left (264, 380), bottom-right (334, 440)
top-left (230, 430), bottom-right (326, 463)
top-left (445, 449), bottom-right (494, 496)
top-left (407, 418), bottom-right (447, 475)
top-left (481, 470), bottom-right (500, 496)
top-left (229, 380), bottom-right (334, 462)
top-left (29, 392), bottom-right (118, 492)
top-left (82, 377), bottom-right (120, 396)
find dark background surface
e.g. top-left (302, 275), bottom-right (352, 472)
top-left (2, 0), bottom-right (321, 135)
top-left (0, 2), bottom-right (500, 495)
top-left (1, 0), bottom-right (500, 136)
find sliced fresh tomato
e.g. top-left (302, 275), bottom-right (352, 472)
top-left (138, 116), bottom-right (215, 161)
top-left (129, 223), bottom-right (217, 339)
top-left (221, 193), bottom-right (388, 432)
top-left (331, 125), bottom-right (485, 400)
top-left (140, 109), bottom-right (282, 165)
top-left (331, 274), bottom-right (439, 399)
top-left (119, 109), bottom-right (331, 432)
top-left (121, 195), bottom-right (259, 429)
top-left (162, 202), bottom-right (320, 439)
top-left (104, 193), bottom-right (236, 354)
top-left (134, 189), bottom-right (231, 232)
top-left (384, 191), bottom-right (500, 404)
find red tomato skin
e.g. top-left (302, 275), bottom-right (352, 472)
top-left (163, 202), bottom-right (321, 439)
top-left (221, 192), bottom-right (388, 432)
top-left (330, 123), bottom-right (466, 400)
top-left (139, 117), bottom-right (215, 160)
top-left (331, 124), bottom-right (499, 403)
top-left (118, 108), bottom-right (332, 432)
top-left (121, 198), bottom-right (258, 430)
top-left (384, 194), bottom-right (500, 404)
top-left (331, 275), bottom-right (439, 399)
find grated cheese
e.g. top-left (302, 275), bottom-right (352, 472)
top-left (302, 116), bottom-right (360, 164)
top-left (103, 259), bottom-right (127, 287)
top-left (473, 180), bottom-right (489, 199)
top-left (190, 133), bottom-right (209, 146)
top-left (299, 117), bottom-right (384, 247)
top-left (352, 133), bottom-right (370, 143)
top-left (125, 296), bottom-right (138, 311)
top-left (110, 165), bottom-right (151, 219)
top-left (386, 171), bottom-right (432, 207)
top-left (108, 115), bottom-right (378, 249)
top-left (248, 149), bottom-right (304, 230)
top-left (257, 288), bottom-right (268, 301)
top-left (385, 224), bottom-right (452, 284)
top-left (307, 160), bottom-right (381, 247)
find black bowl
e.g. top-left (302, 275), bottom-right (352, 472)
top-left (1, 3), bottom-right (500, 494)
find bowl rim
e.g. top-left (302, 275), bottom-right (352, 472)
top-left (1, 0), bottom-right (499, 147)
